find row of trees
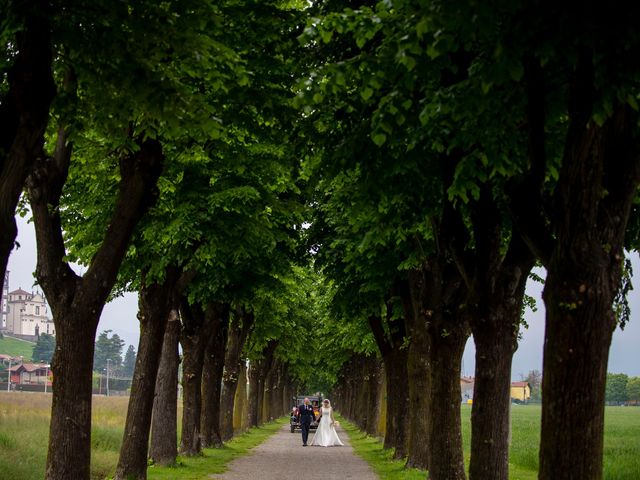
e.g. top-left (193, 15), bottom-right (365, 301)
top-left (606, 373), bottom-right (640, 404)
top-left (93, 329), bottom-right (136, 377)
top-left (1, 1), bottom-right (321, 479)
top-left (297, 2), bottom-right (640, 480)
top-left (2, 1), bottom-right (640, 480)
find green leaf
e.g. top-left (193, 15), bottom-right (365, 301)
top-left (371, 132), bottom-right (387, 146)
top-left (361, 87), bottom-right (374, 101)
top-left (320, 29), bottom-right (333, 43)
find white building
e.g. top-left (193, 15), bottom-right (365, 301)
top-left (6, 288), bottom-right (55, 337)
top-left (1, 271), bottom-right (8, 329)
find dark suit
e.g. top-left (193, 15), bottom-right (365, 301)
top-left (298, 403), bottom-right (315, 445)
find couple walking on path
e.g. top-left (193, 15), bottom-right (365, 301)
top-left (298, 397), bottom-right (344, 447)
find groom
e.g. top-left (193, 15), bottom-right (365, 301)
top-left (297, 397), bottom-right (315, 446)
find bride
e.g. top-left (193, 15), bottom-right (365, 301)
top-left (309, 399), bottom-right (344, 447)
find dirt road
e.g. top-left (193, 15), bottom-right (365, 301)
top-left (209, 423), bottom-right (378, 479)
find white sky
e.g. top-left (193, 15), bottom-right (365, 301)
top-left (7, 214), bottom-right (640, 379)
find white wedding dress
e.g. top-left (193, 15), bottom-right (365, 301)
top-left (309, 407), bottom-right (344, 447)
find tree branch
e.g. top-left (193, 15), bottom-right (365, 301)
top-left (27, 125), bottom-right (79, 304)
top-left (0, 2), bottom-right (55, 284)
top-left (368, 315), bottom-right (391, 356)
top-left (83, 139), bottom-right (164, 306)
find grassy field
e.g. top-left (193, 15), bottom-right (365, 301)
top-left (0, 393), bottom-right (638, 479)
top-left (0, 392), bottom-right (285, 480)
top-left (0, 336), bottom-right (34, 360)
top-left (341, 404), bottom-right (640, 480)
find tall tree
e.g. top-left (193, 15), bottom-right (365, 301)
top-left (32, 333), bottom-right (55, 363)
top-left (0, 1), bottom-right (55, 286)
top-left (94, 330), bottom-right (125, 372)
top-left (524, 370), bottom-right (542, 402)
top-left (627, 377), bottom-right (640, 403)
top-left (122, 345), bottom-right (136, 378)
top-left (605, 373), bottom-right (629, 404)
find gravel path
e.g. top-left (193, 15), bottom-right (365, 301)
top-left (209, 423), bottom-right (378, 479)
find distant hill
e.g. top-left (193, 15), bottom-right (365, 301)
top-left (0, 335), bottom-right (34, 361)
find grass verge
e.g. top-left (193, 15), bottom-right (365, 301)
top-left (338, 415), bottom-right (425, 480)
top-left (147, 417), bottom-right (287, 480)
top-left (340, 405), bottom-right (640, 480)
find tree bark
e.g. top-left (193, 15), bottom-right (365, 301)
top-left (509, 53), bottom-right (640, 478)
top-left (43, 317), bottom-right (96, 480)
top-left (28, 128), bottom-right (163, 480)
top-left (248, 341), bottom-right (277, 427)
top-left (444, 184), bottom-right (535, 480)
top-left (364, 358), bottom-right (382, 436)
top-left (0, 2), bottom-right (55, 286)
top-left (179, 300), bottom-right (212, 456)
top-left (404, 253), bottom-right (469, 480)
top-left (234, 361), bottom-right (249, 432)
top-left (403, 272), bottom-right (431, 470)
top-left (220, 307), bottom-right (254, 441)
top-left (200, 302), bottom-right (230, 448)
top-left (538, 104), bottom-right (639, 480)
top-left (369, 310), bottom-right (409, 459)
top-left (114, 271), bottom-right (179, 479)
top-left (427, 314), bottom-right (468, 480)
top-left (149, 311), bottom-right (181, 466)
top-left (467, 246), bottom-right (533, 480)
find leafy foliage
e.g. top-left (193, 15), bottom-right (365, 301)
top-left (31, 334), bottom-right (55, 363)
top-left (122, 345), bottom-right (136, 378)
top-left (94, 330), bottom-right (125, 373)
top-left (606, 373), bottom-right (629, 404)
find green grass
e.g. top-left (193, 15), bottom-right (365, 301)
top-left (147, 418), bottom-right (286, 480)
top-left (0, 392), bottom-right (286, 480)
top-left (339, 416), bottom-right (426, 480)
top-left (0, 392), bottom-right (638, 480)
top-left (0, 335), bottom-right (34, 361)
top-left (341, 405), bottom-right (640, 480)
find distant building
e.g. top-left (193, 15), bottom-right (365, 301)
top-left (1, 270), bottom-right (8, 329)
top-left (6, 288), bottom-right (55, 337)
top-left (8, 362), bottom-right (51, 386)
top-left (510, 381), bottom-right (531, 402)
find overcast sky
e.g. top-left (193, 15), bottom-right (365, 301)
top-left (6, 214), bottom-right (640, 379)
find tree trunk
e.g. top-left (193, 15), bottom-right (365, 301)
top-left (403, 272), bottom-right (431, 470)
top-left (262, 359), bottom-right (279, 422)
top-left (179, 301), bottom-right (212, 456)
top-left (234, 361), bottom-right (248, 432)
top-left (510, 52), bottom-right (640, 479)
top-left (382, 349), bottom-right (409, 458)
top-left (468, 330), bottom-right (514, 480)
top-left (466, 241), bottom-right (532, 480)
top-left (149, 312), bottom-right (181, 466)
top-left (201, 302), bottom-right (230, 448)
top-left (427, 316), bottom-right (468, 480)
top-left (115, 272), bottom-right (179, 480)
top-left (406, 259), bottom-right (469, 480)
top-left (247, 361), bottom-right (261, 427)
top-left (44, 317), bottom-right (97, 480)
top-left (0, 2), bottom-right (55, 286)
top-left (369, 311), bottom-right (409, 459)
top-left (220, 308), bottom-right (254, 441)
top-left (539, 268), bottom-right (617, 480)
top-left (29, 125), bottom-right (163, 479)
top-left (248, 341), bottom-right (277, 427)
top-left (365, 359), bottom-right (381, 436)
top-left (446, 189), bottom-right (536, 480)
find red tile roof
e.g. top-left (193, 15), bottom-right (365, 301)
top-left (8, 288), bottom-right (31, 296)
top-left (511, 381), bottom-right (529, 387)
top-left (9, 363), bottom-right (48, 373)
